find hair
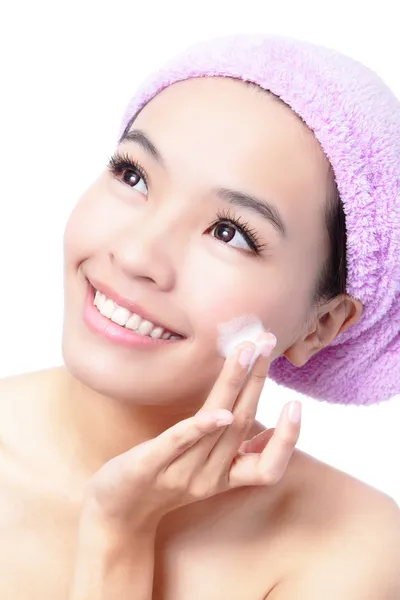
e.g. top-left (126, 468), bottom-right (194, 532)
top-left (242, 81), bottom-right (348, 305)
top-left (315, 170), bottom-right (347, 303)
top-left (120, 78), bottom-right (348, 306)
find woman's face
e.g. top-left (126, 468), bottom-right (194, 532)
top-left (62, 77), bottom-right (332, 409)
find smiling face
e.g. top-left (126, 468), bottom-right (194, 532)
top-left (62, 76), bottom-right (334, 410)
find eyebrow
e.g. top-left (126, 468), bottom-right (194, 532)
top-left (214, 188), bottom-right (287, 238)
top-left (119, 128), bottom-right (165, 166)
top-left (120, 128), bottom-right (286, 238)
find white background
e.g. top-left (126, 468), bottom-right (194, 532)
top-left (0, 0), bottom-right (398, 504)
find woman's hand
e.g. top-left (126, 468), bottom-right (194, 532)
top-left (83, 333), bottom-right (302, 535)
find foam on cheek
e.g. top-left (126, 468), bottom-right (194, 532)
top-left (217, 315), bottom-right (270, 371)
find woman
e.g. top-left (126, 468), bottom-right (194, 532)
top-left (0, 34), bottom-right (399, 599)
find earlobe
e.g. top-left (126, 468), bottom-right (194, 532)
top-left (283, 295), bottom-right (363, 367)
top-left (283, 332), bottom-right (322, 367)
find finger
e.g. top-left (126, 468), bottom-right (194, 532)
top-left (176, 341), bottom-right (259, 466)
top-left (172, 333), bottom-right (275, 476)
top-left (124, 409), bottom-right (235, 474)
top-left (154, 340), bottom-right (263, 478)
top-left (200, 340), bottom-right (258, 413)
top-left (257, 402), bottom-right (301, 477)
top-left (238, 427), bottom-right (275, 454)
top-left (206, 335), bottom-right (276, 468)
top-left (228, 402), bottom-right (301, 488)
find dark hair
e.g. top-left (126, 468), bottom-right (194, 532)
top-left (314, 172), bottom-right (348, 304)
top-left (121, 80), bottom-right (348, 305)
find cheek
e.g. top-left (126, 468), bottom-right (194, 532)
top-left (180, 247), bottom-right (309, 354)
top-left (179, 247), bottom-right (271, 343)
top-left (63, 181), bottom-right (124, 267)
top-left (64, 185), bottom-right (96, 260)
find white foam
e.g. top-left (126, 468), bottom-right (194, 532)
top-left (217, 314), bottom-right (270, 370)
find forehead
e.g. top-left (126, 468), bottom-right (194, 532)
top-left (134, 77), bottom-right (328, 175)
top-left (134, 77), bottom-right (316, 146)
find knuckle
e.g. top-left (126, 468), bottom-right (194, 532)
top-left (119, 451), bottom-right (150, 480)
top-left (249, 371), bottom-right (268, 385)
top-left (170, 428), bottom-right (192, 453)
top-left (263, 467), bottom-right (283, 485)
top-left (162, 475), bottom-right (184, 494)
top-left (189, 486), bottom-right (204, 501)
top-left (190, 479), bottom-right (214, 501)
top-left (128, 460), bottom-right (147, 479)
top-left (226, 370), bottom-right (246, 391)
top-left (162, 469), bottom-right (191, 495)
top-left (127, 458), bottom-right (155, 484)
top-left (277, 430), bottom-right (298, 448)
top-left (234, 413), bottom-right (254, 434)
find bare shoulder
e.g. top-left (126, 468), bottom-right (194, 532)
top-left (0, 368), bottom-right (43, 410)
top-left (0, 370), bottom-right (37, 444)
top-left (0, 367), bottom-right (56, 396)
top-left (266, 447), bottom-right (400, 598)
top-left (286, 445), bottom-right (399, 537)
top-left (0, 367), bottom-right (62, 464)
top-left (0, 366), bottom-right (60, 415)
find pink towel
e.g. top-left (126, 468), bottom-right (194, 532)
top-left (117, 34), bottom-right (400, 406)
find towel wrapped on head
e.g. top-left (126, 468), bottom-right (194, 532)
top-left (117, 34), bottom-right (400, 406)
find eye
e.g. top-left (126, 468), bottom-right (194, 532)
top-left (211, 222), bottom-right (252, 251)
top-left (107, 152), bottom-right (148, 195)
top-left (207, 209), bottom-right (267, 255)
top-left (121, 167), bottom-right (148, 194)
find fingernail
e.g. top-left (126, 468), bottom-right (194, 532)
top-left (239, 345), bottom-right (256, 367)
top-left (258, 334), bottom-right (277, 357)
top-left (214, 410), bottom-right (234, 426)
top-left (216, 415), bottom-right (234, 427)
top-left (288, 401), bottom-right (302, 423)
top-left (197, 410), bottom-right (233, 426)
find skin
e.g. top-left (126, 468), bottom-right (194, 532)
top-left (0, 77), bottom-right (398, 600)
top-left (61, 77), bottom-right (362, 462)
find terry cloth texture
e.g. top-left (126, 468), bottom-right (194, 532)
top-left (117, 34), bottom-right (400, 406)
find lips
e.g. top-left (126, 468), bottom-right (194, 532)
top-left (87, 276), bottom-right (184, 338)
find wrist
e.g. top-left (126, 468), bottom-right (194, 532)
top-left (70, 508), bottom-right (156, 600)
top-left (79, 495), bottom-right (160, 546)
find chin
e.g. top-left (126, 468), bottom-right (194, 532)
top-left (61, 327), bottom-right (191, 406)
top-left (60, 319), bottom-right (217, 411)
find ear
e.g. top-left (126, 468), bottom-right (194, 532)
top-left (283, 295), bottom-right (363, 367)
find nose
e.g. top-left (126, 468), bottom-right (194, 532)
top-left (108, 210), bottom-right (178, 291)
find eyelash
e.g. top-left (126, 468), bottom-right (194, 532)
top-left (207, 209), bottom-right (267, 255)
top-left (106, 152), bottom-right (267, 255)
top-left (107, 151), bottom-right (149, 188)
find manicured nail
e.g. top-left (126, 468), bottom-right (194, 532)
top-left (239, 345), bottom-right (256, 367)
top-left (288, 401), bottom-right (302, 423)
top-left (258, 334), bottom-right (277, 357)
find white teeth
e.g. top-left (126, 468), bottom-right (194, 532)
top-left (111, 307), bottom-right (131, 326)
top-left (94, 290), bottom-right (105, 309)
top-left (92, 287), bottom-right (182, 340)
top-left (125, 313), bottom-right (142, 331)
top-left (150, 327), bottom-right (164, 339)
top-left (100, 299), bottom-right (116, 318)
top-left (138, 320), bottom-right (154, 336)
top-left (96, 293), bottom-right (106, 310)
